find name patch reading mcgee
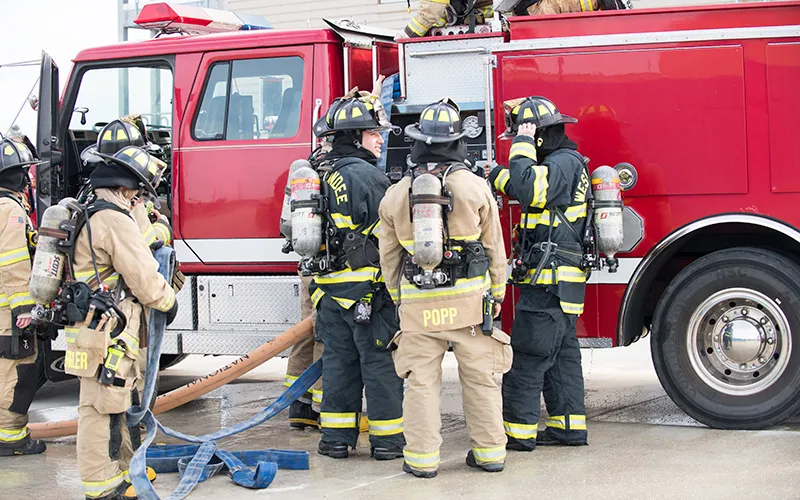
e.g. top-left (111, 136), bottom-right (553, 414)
top-left (423, 307), bottom-right (458, 328)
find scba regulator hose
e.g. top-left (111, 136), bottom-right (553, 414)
top-left (29, 318), bottom-right (314, 439)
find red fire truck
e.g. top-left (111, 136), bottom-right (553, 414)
top-left (32, 1), bottom-right (800, 429)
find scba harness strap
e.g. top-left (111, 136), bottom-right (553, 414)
top-left (404, 163), bottom-right (490, 289)
top-left (511, 151), bottom-right (593, 285)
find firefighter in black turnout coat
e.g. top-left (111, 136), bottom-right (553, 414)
top-left (488, 96), bottom-right (590, 451)
top-left (306, 95), bottom-right (406, 460)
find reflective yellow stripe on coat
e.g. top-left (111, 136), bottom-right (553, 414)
top-left (520, 204), bottom-right (587, 229)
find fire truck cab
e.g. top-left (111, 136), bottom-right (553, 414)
top-left (33, 1), bottom-right (800, 429)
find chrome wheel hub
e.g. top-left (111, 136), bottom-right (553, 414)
top-left (687, 288), bottom-right (791, 396)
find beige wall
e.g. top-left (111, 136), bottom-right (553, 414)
top-left (225, 0), bottom-right (780, 32)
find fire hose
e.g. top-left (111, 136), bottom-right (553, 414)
top-left (28, 317), bottom-right (314, 440)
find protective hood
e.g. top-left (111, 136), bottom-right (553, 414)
top-left (536, 124), bottom-right (578, 159)
top-left (410, 138), bottom-right (467, 165)
top-left (89, 161), bottom-right (142, 192)
top-left (0, 168), bottom-right (28, 192)
top-left (325, 132), bottom-right (378, 165)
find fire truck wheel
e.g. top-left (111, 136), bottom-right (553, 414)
top-left (651, 247), bottom-right (800, 429)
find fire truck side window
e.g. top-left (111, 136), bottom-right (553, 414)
top-left (192, 56), bottom-right (304, 141)
top-left (193, 63), bottom-right (230, 140)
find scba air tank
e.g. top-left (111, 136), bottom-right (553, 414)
top-left (280, 159), bottom-right (312, 240)
top-left (289, 166), bottom-right (323, 259)
top-left (412, 173), bottom-right (445, 271)
top-left (29, 198), bottom-right (78, 303)
top-left (591, 166), bottom-right (624, 271)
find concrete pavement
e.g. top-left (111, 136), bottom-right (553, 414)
top-left (7, 340), bottom-right (800, 499)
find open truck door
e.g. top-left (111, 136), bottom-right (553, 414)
top-left (33, 51), bottom-right (70, 385)
top-left (34, 51), bottom-right (60, 227)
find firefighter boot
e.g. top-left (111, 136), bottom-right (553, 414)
top-left (0, 435), bottom-right (46, 456)
top-left (118, 466), bottom-right (158, 499)
top-left (88, 481), bottom-right (131, 500)
top-left (465, 450), bottom-right (505, 473)
top-left (505, 435), bottom-right (535, 452)
top-left (371, 445), bottom-right (404, 461)
top-left (318, 440), bottom-right (349, 459)
top-left (403, 461), bottom-right (438, 479)
top-left (536, 427), bottom-right (588, 446)
top-left (289, 400), bottom-right (320, 430)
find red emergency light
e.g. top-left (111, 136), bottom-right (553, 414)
top-left (134, 2), bottom-right (272, 34)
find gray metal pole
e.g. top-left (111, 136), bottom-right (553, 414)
top-left (118, 0), bottom-right (129, 118)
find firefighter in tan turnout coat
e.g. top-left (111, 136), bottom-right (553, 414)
top-left (64, 146), bottom-right (178, 500)
top-left (379, 99), bottom-right (512, 478)
top-left (0, 137), bottom-right (45, 457)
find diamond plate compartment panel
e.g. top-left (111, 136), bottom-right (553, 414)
top-left (182, 331), bottom-right (292, 357)
top-left (198, 275), bottom-right (302, 330)
top-left (404, 36), bottom-right (503, 107)
top-left (167, 276), bottom-right (195, 331)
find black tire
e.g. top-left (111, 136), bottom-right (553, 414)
top-left (651, 247), bottom-right (800, 429)
top-left (159, 354), bottom-right (188, 370)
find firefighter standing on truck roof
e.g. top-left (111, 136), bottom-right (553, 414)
top-left (0, 137), bottom-right (46, 457)
top-left (488, 96), bottom-right (589, 451)
top-left (379, 98), bottom-right (512, 478)
top-left (304, 93), bottom-right (406, 461)
top-left (65, 146), bottom-right (178, 500)
top-left (397, 0), bottom-right (494, 39)
top-left (497, 0), bottom-right (628, 17)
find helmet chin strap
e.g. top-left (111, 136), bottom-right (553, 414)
top-left (130, 185), bottom-right (145, 207)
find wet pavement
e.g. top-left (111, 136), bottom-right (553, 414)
top-left (7, 341), bottom-right (800, 499)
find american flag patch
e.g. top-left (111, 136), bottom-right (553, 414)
top-left (8, 216), bottom-right (24, 228)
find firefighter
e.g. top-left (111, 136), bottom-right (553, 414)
top-left (304, 95), bottom-right (405, 461)
top-left (379, 99), bottom-right (511, 478)
top-left (397, 0), bottom-right (494, 39)
top-left (282, 93), bottom-right (351, 430)
top-left (488, 96), bottom-right (589, 451)
top-left (65, 145), bottom-right (177, 499)
top-left (285, 274), bottom-right (323, 428)
top-left (499, 0), bottom-right (627, 17)
top-left (284, 78), bottom-right (388, 432)
top-left (0, 137), bottom-right (45, 457)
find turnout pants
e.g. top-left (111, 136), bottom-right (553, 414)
top-left (286, 276), bottom-right (323, 410)
top-left (502, 287), bottom-right (587, 449)
top-left (316, 291), bottom-right (404, 449)
top-left (78, 376), bottom-right (139, 498)
top-left (394, 326), bottom-right (512, 472)
top-left (526, 0), bottom-right (598, 15)
top-left (0, 322), bottom-right (38, 445)
top-left (405, 0), bottom-right (493, 37)
top-left (68, 318), bottom-right (141, 498)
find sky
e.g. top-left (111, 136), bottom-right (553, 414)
top-left (0, 0), bottom-right (120, 140)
